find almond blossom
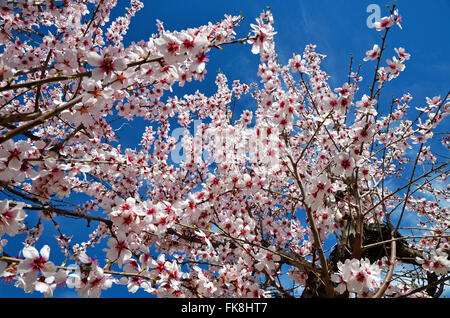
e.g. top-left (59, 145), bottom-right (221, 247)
top-left (69, 263), bottom-right (117, 298)
top-left (0, 1), bottom-right (447, 299)
top-left (373, 16), bottom-right (394, 31)
top-left (119, 259), bottom-right (154, 294)
top-left (416, 248), bottom-right (450, 276)
top-left (331, 258), bottom-right (382, 296)
top-left (254, 246), bottom-right (281, 274)
top-left (0, 200), bottom-right (26, 237)
top-left (86, 50), bottom-right (127, 81)
top-left (334, 152), bottom-right (355, 177)
top-left (248, 12), bottom-right (276, 56)
top-left (17, 245), bottom-right (56, 289)
top-left (104, 232), bottom-right (133, 268)
top-left (0, 140), bottom-right (31, 179)
top-left (363, 44), bottom-right (380, 61)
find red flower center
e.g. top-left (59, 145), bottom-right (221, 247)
top-left (32, 257), bottom-right (46, 271)
top-left (341, 159), bottom-right (351, 170)
top-left (356, 272), bottom-right (366, 283)
top-left (101, 57), bottom-right (114, 74)
top-left (167, 42), bottom-right (179, 54)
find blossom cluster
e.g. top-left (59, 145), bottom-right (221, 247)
top-left (331, 258), bottom-right (382, 296)
top-left (0, 1), bottom-right (448, 299)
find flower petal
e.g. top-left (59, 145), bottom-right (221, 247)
top-left (40, 245), bottom-right (50, 260)
top-left (43, 261), bottom-right (56, 273)
top-left (22, 246), bottom-right (39, 259)
top-left (86, 52), bottom-right (102, 66)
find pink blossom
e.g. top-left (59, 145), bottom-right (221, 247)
top-left (385, 56), bottom-right (405, 75)
top-left (81, 79), bottom-right (113, 107)
top-left (119, 260), bottom-right (154, 294)
top-left (334, 153), bottom-right (355, 177)
top-left (34, 270), bottom-right (68, 298)
top-left (17, 245), bottom-right (56, 288)
top-left (104, 232), bottom-right (133, 268)
top-left (248, 13), bottom-right (276, 56)
top-left (395, 47), bottom-right (410, 60)
top-left (363, 44), bottom-right (380, 61)
top-left (331, 258), bottom-right (381, 295)
top-left (373, 16), bottom-right (394, 31)
top-left (254, 246), bottom-right (281, 274)
top-left (289, 54), bottom-right (307, 73)
top-left (416, 249), bottom-right (450, 276)
top-left (86, 52), bottom-right (127, 80)
top-left (0, 140), bottom-right (31, 172)
top-left (0, 200), bottom-right (27, 237)
top-left (74, 264), bottom-right (117, 298)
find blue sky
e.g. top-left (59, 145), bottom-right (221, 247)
top-left (1, 0), bottom-right (449, 298)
